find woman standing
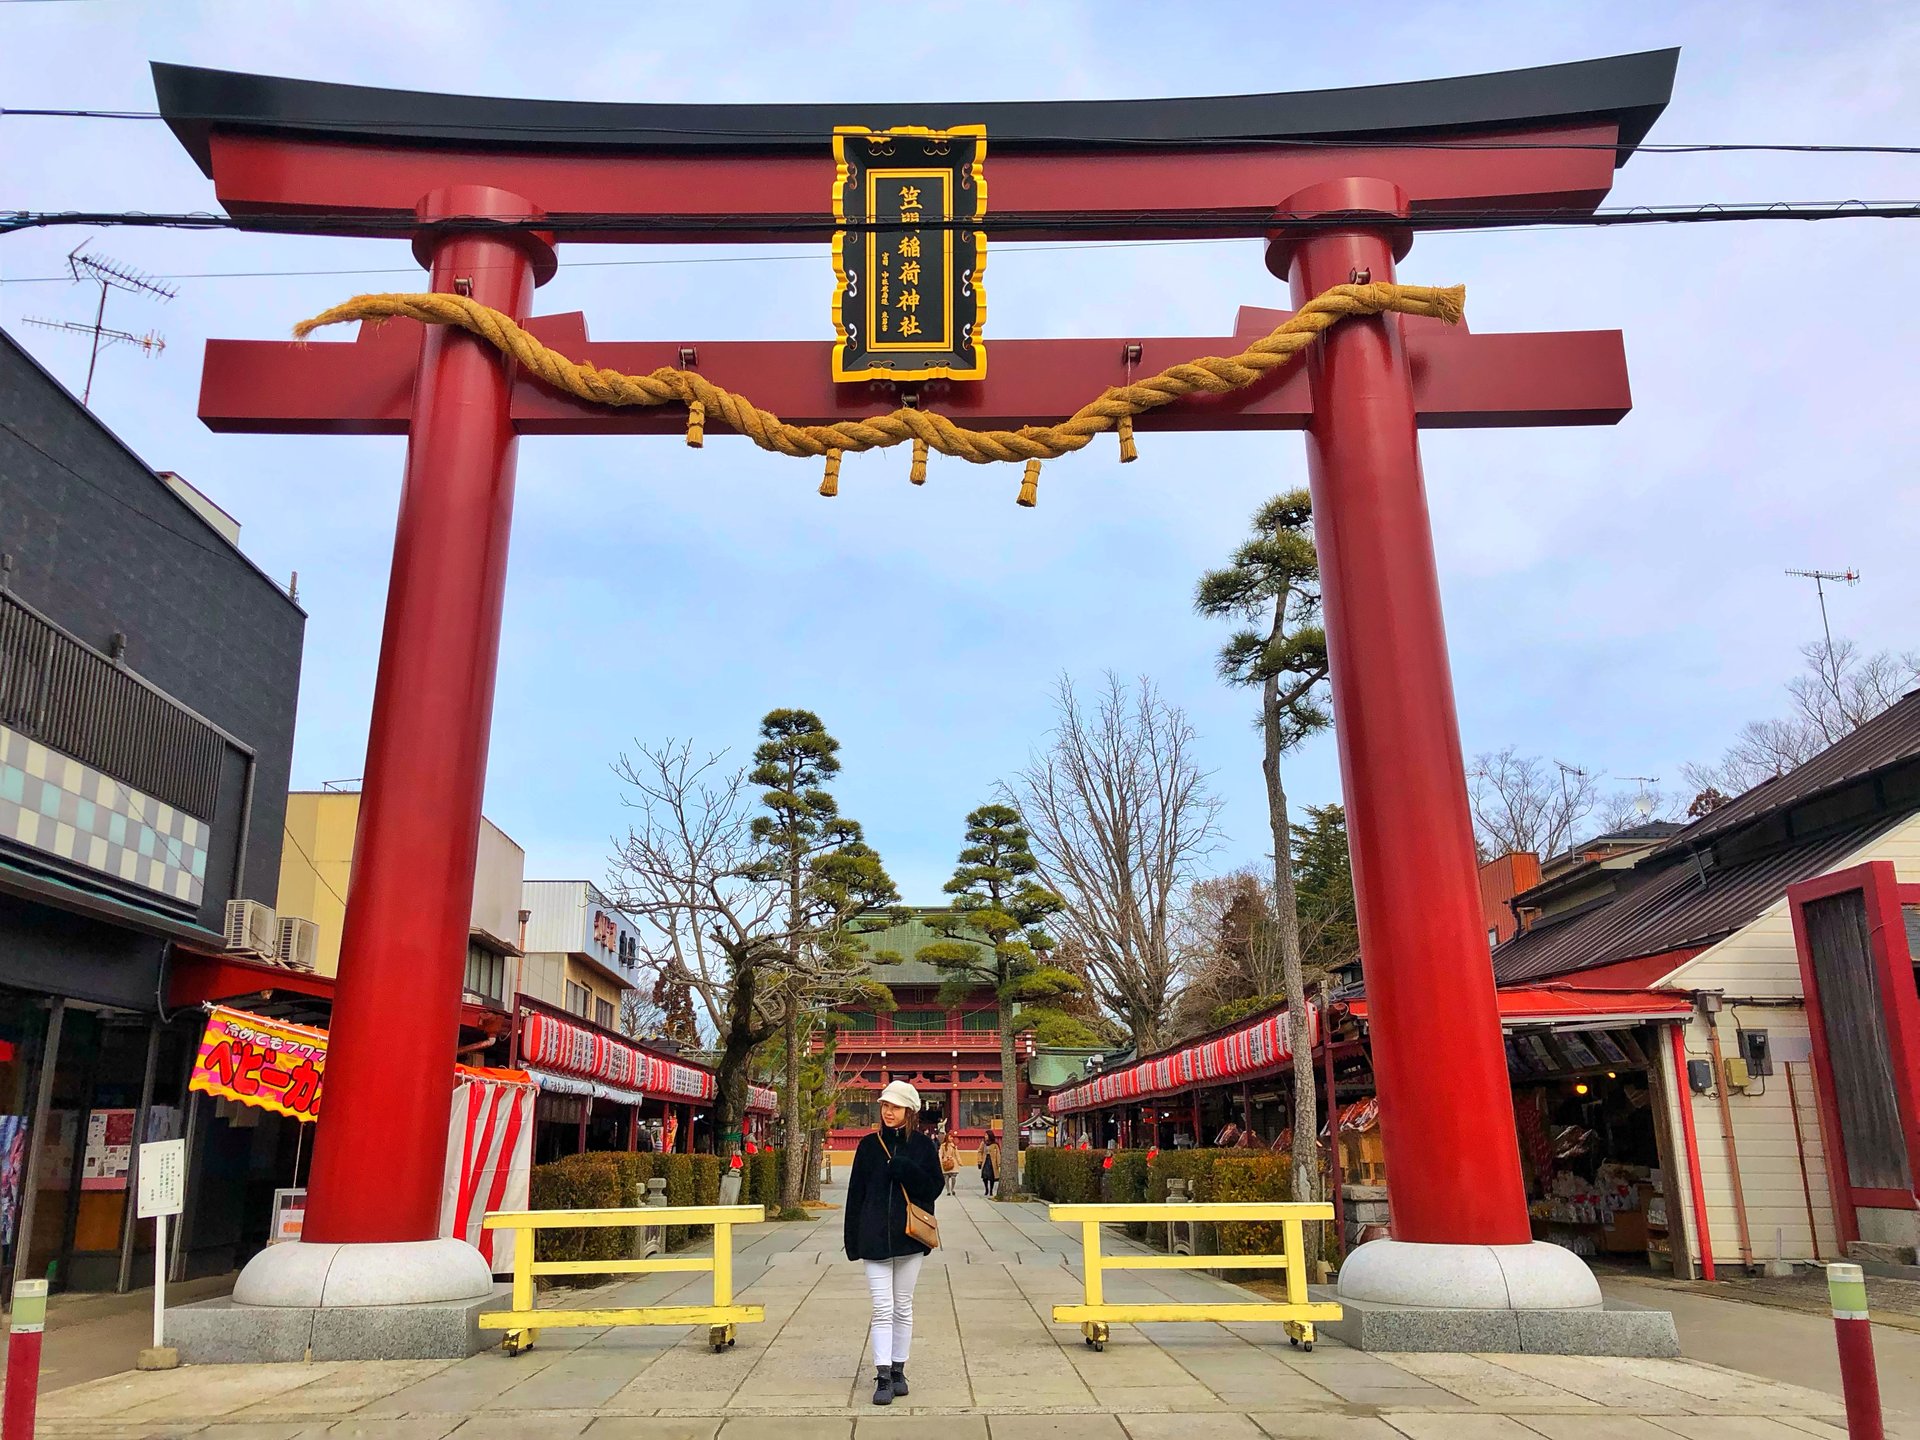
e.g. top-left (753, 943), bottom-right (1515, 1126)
top-left (938, 1131), bottom-right (960, 1196)
top-left (979, 1131), bottom-right (998, 1197)
top-left (843, 1080), bottom-right (943, 1406)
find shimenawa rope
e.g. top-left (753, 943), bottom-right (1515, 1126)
top-left (292, 281), bottom-right (1464, 507)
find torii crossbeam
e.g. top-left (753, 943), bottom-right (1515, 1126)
top-left (154, 50), bottom-right (1676, 1335)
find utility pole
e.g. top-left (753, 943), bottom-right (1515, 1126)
top-left (22, 242), bottom-right (174, 405)
top-left (1786, 567), bottom-right (1859, 708)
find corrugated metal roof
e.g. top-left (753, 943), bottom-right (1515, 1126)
top-left (1646, 691), bottom-right (1920, 855)
top-left (1492, 816), bottom-right (1902, 984)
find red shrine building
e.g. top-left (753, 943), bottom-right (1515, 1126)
top-left (823, 910), bottom-right (1033, 1160)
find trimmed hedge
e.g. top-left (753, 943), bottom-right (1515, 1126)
top-left (528, 1148), bottom-right (789, 1273)
top-left (527, 1153), bottom-right (632, 1267)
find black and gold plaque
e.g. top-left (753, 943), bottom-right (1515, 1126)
top-left (831, 125), bottom-right (986, 382)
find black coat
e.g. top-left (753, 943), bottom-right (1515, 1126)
top-left (843, 1126), bottom-right (944, 1262)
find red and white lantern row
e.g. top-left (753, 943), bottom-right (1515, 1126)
top-left (1046, 1004), bottom-right (1320, 1115)
top-left (522, 1012), bottom-right (777, 1113)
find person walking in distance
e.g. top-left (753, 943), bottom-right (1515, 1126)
top-left (844, 1080), bottom-right (943, 1406)
top-left (939, 1129), bottom-right (960, 1197)
top-left (980, 1130), bottom-right (999, 1197)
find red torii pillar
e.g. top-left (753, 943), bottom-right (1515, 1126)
top-left (1273, 179), bottom-right (1594, 1308)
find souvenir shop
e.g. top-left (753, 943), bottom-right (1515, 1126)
top-left (514, 999), bottom-right (776, 1161)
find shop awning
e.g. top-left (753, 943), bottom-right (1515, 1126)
top-left (167, 947), bottom-right (507, 1035)
top-left (1346, 985), bottom-right (1694, 1028)
top-left (521, 1010), bottom-right (777, 1113)
top-left (1047, 1005), bottom-right (1320, 1116)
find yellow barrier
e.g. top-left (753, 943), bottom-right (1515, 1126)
top-left (1047, 1201), bottom-right (1341, 1351)
top-left (480, 1204), bottom-right (767, 1355)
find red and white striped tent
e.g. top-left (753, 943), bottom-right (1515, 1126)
top-left (440, 1066), bottom-right (537, 1275)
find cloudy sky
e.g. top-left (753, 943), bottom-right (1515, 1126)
top-left (3, 1), bottom-right (1916, 903)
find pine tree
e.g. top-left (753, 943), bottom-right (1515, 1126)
top-left (918, 803), bottom-right (1097, 1199)
top-left (749, 709), bottom-right (898, 1215)
top-left (1195, 490), bottom-right (1329, 1231)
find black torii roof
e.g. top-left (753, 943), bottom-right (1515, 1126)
top-left (152, 49), bottom-right (1678, 178)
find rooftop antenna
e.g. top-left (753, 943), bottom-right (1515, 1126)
top-left (1785, 567), bottom-right (1859, 707)
top-left (1620, 775), bottom-right (1660, 820)
top-left (21, 241), bottom-right (175, 405)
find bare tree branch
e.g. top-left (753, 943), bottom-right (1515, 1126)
top-left (1005, 673), bottom-right (1224, 1051)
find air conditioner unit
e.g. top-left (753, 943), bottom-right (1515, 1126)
top-left (224, 899), bottom-right (278, 957)
top-left (276, 916), bottom-right (319, 972)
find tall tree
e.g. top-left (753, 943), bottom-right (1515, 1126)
top-left (1194, 490), bottom-right (1329, 1221)
top-left (750, 709), bottom-right (900, 1216)
top-left (1291, 803), bottom-right (1358, 982)
top-left (1468, 748), bottom-right (1599, 860)
top-left (1009, 673), bottom-right (1223, 1051)
top-left (918, 804), bottom-right (1098, 1199)
top-left (607, 741), bottom-right (788, 1148)
top-left (608, 737), bottom-right (897, 1168)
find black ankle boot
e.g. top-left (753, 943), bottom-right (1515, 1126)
top-left (872, 1367), bottom-right (894, 1406)
top-left (890, 1362), bottom-right (909, 1396)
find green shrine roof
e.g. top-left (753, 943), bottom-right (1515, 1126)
top-left (858, 908), bottom-right (990, 990)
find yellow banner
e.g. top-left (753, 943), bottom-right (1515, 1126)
top-left (189, 1005), bottom-right (326, 1122)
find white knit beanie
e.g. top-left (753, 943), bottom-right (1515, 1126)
top-left (878, 1079), bottom-right (922, 1111)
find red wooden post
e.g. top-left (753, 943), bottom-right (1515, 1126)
top-left (1271, 178), bottom-right (1530, 1248)
top-left (3, 1279), bottom-right (46, 1440)
top-left (302, 186), bottom-right (554, 1244)
top-left (1828, 1263), bottom-right (1885, 1440)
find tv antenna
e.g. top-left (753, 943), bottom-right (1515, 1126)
top-left (1784, 567), bottom-right (1859, 660)
top-left (21, 242), bottom-right (175, 405)
top-left (1619, 775), bottom-right (1660, 819)
top-left (1786, 567), bottom-right (1859, 708)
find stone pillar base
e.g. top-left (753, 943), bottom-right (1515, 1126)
top-left (1323, 1238), bottom-right (1677, 1356)
top-left (168, 1289), bottom-right (508, 1363)
top-left (1337, 1238), bottom-right (1603, 1310)
top-left (168, 1238), bottom-right (508, 1363)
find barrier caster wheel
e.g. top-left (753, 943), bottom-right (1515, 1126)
top-left (503, 1329), bottom-right (536, 1357)
top-left (709, 1324), bottom-right (735, 1353)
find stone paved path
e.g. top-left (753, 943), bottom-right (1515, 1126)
top-left (27, 1182), bottom-right (1920, 1439)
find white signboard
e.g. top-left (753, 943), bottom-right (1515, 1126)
top-left (136, 1138), bottom-right (186, 1219)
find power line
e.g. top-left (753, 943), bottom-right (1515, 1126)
top-left (280, 822), bottom-right (349, 911)
top-left (0, 236), bottom-right (1248, 286)
top-left (5, 200), bottom-right (1918, 241)
top-left (3, 106), bottom-right (1917, 157)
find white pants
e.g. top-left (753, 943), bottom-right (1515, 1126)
top-left (863, 1254), bottom-right (924, 1366)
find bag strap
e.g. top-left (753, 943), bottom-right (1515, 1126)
top-left (875, 1130), bottom-right (916, 1211)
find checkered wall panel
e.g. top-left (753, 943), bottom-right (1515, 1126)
top-left (0, 722), bottom-right (209, 905)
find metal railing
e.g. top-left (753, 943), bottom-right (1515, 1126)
top-left (1048, 1201), bottom-right (1340, 1351)
top-left (480, 1204), bottom-right (766, 1355)
top-left (813, 1027), bottom-right (1032, 1050)
top-left (0, 590), bottom-right (227, 819)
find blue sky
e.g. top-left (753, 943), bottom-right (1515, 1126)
top-left (3, 1), bottom-right (1916, 903)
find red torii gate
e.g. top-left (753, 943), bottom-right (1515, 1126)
top-left (155, 51), bottom-right (1674, 1319)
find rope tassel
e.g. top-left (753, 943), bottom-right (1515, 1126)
top-left (1117, 413), bottom-right (1137, 463)
top-left (1017, 459), bottom-right (1041, 508)
top-left (909, 437), bottom-right (928, 486)
top-left (686, 400), bottom-right (705, 448)
top-left (820, 448), bottom-right (842, 498)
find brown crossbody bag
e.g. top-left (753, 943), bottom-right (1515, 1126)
top-left (875, 1131), bottom-right (939, 1250)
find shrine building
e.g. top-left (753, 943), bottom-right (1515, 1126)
top-left (823, 909), bottom-right (1034, 1160)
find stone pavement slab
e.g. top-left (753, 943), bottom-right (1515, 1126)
top-left (25, 1182), bottom-right (1888, 1440)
